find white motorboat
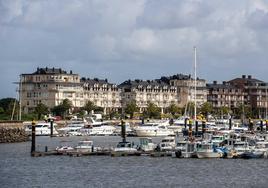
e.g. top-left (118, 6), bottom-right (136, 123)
top-left (113, 141), bottom-right (137, 153)
top-left (57, 118), bottom-right (85, 135)
top-left (75, 140), bottom-right (94, 153)
top-left (134, 123), bottom-right (174, 137)
top-left (172, 140), bottom-right (197, 158)
top-left (25, 122), bottom-right (58, 136)
top-left (82, 124), bottom-right (116, 136)
top-left (138, 137), bottom-right (156, 152)
top-left (67, 130), bottom-right (83, 136)
top-left (56, 146), bottom-right (74, 153)
top-left (196, 142), bottom-right (222, 158)
top-left (158, 136), bottom-right (176, 151)
top-left (232, 141), bottom-right (252, 156)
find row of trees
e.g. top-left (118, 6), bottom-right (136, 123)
top-left (125, 100), bottom-right (255, 120)
top-left (0, 97), bottom-right (256, 121)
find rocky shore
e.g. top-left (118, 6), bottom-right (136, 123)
top-left (0, 121), bottom-right (28, 143)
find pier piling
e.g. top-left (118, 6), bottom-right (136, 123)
top-left (249, 119), bottom-right (254, 132)
top-left (195, 120), bottom-right (198, 136)
top-left (260, 120), bottom-right (263, 132)
top-left (202, 120), bottom-right (206, 139)
top-left (121, 120), bottom-right (126, 143)
top-left (31, 120), bottom-right (36, 154)
top-left (229, 118), bottom-right (232, 130)
top-left (49, 119), bottom-right (54, 137)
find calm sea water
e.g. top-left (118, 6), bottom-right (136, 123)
top-left (1, 136), bottom-right (268, 188)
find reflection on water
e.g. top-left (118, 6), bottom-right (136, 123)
top-left (0, 136), bottom-right (268, 188)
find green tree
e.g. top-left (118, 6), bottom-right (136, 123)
top-left (200, 102), bottom-right (213, 118)
top-left (167, 103), bottom-right (181, 116)
top-left (51, 99), bottom-right (72, 119)
top-left (215, 106), bottom-right (231, 117)
top-left (125, 100), bottom-right (139, 119)
top-left (83, 100), bottom-right (96, 114)
top-left (235, 103), bottom-right (252, 120)
top-left (34, 103), bottom-right (49, 120)
top-left (0, 107), bottom-right (4, 114)
top-left (0, 98), bottom-right (18, 115)
top-left (144, 102), bottom-right (161, 119)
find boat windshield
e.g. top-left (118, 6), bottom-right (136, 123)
top-left (117, 142), bottom-right (131, 148)
top-left (140, 124), bottom-right (158, 127)
top-left (78, 141), bottom-right (92, 146)
top-left (36, 124), bottom-right (47, 128)
top-left (176, 143), bottom-right (186, 147)
top-left (234, 143), bottom-right (248, 147)
top-left (162, 139), bottom-right (174, 143)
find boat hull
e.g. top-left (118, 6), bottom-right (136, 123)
top-left (197, 152), bottom-right (222, 158)
top-left (135, 130), bottom-right (174, 137)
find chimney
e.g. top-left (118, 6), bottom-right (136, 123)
top-left (248, 75), bottom-right (252, 79)
top-left (70, 70), bottom-right (73, 74)
top-left (213, 81), bottom-right (217, 85)
top-left (242, 75), bottom-right (246, 79)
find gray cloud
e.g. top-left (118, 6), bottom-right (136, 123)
top-left (1, 0), bottom-right (268, 98)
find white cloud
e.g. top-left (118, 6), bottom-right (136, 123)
top-left (0, 0), bottom-right (268, 97)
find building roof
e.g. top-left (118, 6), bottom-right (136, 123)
top-left (118, 79), bottom-right (175, 89)
top-left (81, 77), bottom-right (116, 87)
top-left (22, 67), bottom-right (76, 75)
top-left (206, 82), bottom-right (237, 89)
top-left (228, 75), bottom-right (263, 84)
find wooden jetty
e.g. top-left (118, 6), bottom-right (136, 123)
top-left (31, 150), bottom-right (174, 158)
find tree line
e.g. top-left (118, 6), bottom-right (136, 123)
top-left (0, 97), bottom-right (256, 121)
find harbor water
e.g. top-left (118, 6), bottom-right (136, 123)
top-left (1, 136), bottom-right (268, 188)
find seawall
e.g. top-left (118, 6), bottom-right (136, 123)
top-left (0, 121), bottom-right (28, 143)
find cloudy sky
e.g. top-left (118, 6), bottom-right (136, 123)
top-left (1, 0), bottom-right (268, 98)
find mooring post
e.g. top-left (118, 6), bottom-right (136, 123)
top-left (260, 119), bottom-right (263, 132)
top-left (184, 118), bottom-right (188, 129)
top-left (249, 118), bottom-right (254, 132)
top-left (195, 120), bottom-right (198, 136)
top-left (141, 117), bottom-right (144, 124)
top-left (229, 118), bottom-right (232, 130)
top-left (50, 119), bottom-right (54, 137)
top-left (31, 120), bottom-right (36, 154)
top-left (202, 120), bottom-right (206, 138)
top-left (121, 119), bottom-right (126, 143)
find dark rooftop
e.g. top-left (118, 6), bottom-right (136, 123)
top-left (30, 67), bottom-right (76, 75)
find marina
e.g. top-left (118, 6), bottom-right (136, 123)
top-left (1, 135), bottom-right (268, 188)
top-left (25, 117), bottom-right (268, 160)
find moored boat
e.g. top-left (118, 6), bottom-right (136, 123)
top-left (196, 142), bottom-right (222, 158)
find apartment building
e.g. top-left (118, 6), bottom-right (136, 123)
top-left (118, 79), bottom-right (178, 113)
top-left (206, 81), bottom-right (245, 109)
top-left (20, 67), bottom-right (83, 113)
top-left (81, 78), bottom-right (121, 114)
top-left (228, 75), bottom-right (268, 118)
top-left (168, 74), bottom-right (208, 108)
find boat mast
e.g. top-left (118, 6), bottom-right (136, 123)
top-left (194, 46), bottom-right (197, 122)
top-left (19, 75), bottom-right (22, 121)
top-left (265, 84), bottom-right (267, 119)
